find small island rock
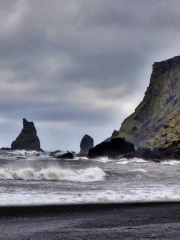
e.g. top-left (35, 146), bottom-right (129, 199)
top-left (79, 134), bottom-right (94, 155)
top-left (50, 150), bottom-right (74, 159)
top-left (11, 118), bottom-right (41, 151)
top-left (88, 137), bottom-right (135, 159)
top-left (56, 152), bottom-right (74, 159)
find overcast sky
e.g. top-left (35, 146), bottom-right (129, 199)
top-left (0, 0), bottom-right (180, 151)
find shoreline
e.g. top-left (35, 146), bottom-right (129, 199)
top-left (0, 201), bottom-right (180, 216)
top-left (1, 201), bottom-right (180, 239)
top-left (0, 201), bottom-right (179, 215)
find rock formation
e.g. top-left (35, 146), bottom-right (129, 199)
top-left (88, 137), bottom-right (135, 159)
top-left (79, 134), bottom-right (94, 155)
top-left (104, 130), bottom-right (119, 142)
top-left (118, 56), bottom-right (180, 152)
top-left (55, 152), bottom-right (73, 159)
top-left (50, 150), bottom-right (74, 159)
top-left (136, 147), bottom-right (160, 160)
top-left (0, 147), bottom-right (11, 150)
top-left (11, 118), bottom-right (41, 151)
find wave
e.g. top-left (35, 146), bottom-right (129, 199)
top-left (160, 160), bottom-right (180, 165)
top-left (128, 169), bottom-right (147, 173)
top-left (1, 190), bottom-right (180, 206)
top-left (0, 167), bottom-right (106, 182)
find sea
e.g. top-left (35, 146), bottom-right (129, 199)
top-left (0, 149), bottom-right (180, 206)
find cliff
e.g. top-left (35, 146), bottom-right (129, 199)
top-left (118, 56), bottom-right (180, 150)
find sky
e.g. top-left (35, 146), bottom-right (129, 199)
top-left (1, 0), bottom-right (180, 151)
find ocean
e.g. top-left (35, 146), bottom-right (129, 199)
top-left (0, 149), bottom-right (180, 206)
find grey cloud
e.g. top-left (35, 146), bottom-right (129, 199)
top-left (0, 0), bottom-right (180, 150)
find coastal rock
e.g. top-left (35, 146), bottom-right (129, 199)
top-left (111, 130), bottom-right (119, 138)
top-left (11, 118), bottom-right (41, 151)
top-left (136, 147), bottom-right (160, 160)
top-left (0, 147), bottom-right (11, 150)
top-left (88, 142), bottom-right (111, 158)
top-left (88, 137), bottom-right (135, 159)
top-left (49, 150), bottom-right (62, 157)
top-left (79, 134), bottom-right (94, 155)
top-left (55, 152), bottom-right (74, 159)
top-left (154, 140), bottom-right (180, 159)
top-left (104, 130), bottom-right (119, 142)
top-left (117, 56), bottom-right (180, 151)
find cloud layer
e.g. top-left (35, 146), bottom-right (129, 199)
top-left (1, 0), bottom-right (180, 151)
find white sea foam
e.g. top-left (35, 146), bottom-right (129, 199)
top-left (1, 152), bottom-right (180, 206)
top-left (130, 158), bottom-right (149, 163)
top-left (160, 160), bottom-right (180, 165)
top-left (9, 150), bottom-right (38, 155)
top-left (0, 150), bottom-right (50, 161)
top-left (116, 158), bottom-right (150, 165)
top-left (0, 167), bottom-right (106, 182)
top-left (73, 156), bottom-right (89, 160)
top-left (95, 156), bottom-right (112, 163)
top-left (116, 158), bottom-right (129, 164)
top-left (1, 189), bottom-right (180, 206)
top-left (128, 169), bottom-right (147, 173)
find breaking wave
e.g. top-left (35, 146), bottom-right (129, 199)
top-left (128, 169), bottom-right (147, 173)
top-left (1, 190), bottom-right (180, 206)
top-left (0, 167), bottom-right (106, 182)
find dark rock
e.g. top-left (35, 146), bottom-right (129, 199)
top-left (152, 147), bottom-right (163, 158)
top-left (49, 150), bottom-right (62, 157)
top-left (153, 139), bottom-right (180, 159)
top-left (111, 130), bottom-right (119, 138)
top-left (104, 130), bottom-right (119, 142)
top-left (88, 142), bottom-right (111, 158)
top-left (132, 126), bottom-right (138, 132)
top-left (55, 152), bottom-right (73, 159)
top-left (50, 150), bottom-right (74, 159)
top-left (79, 134), bottom-right (94, 155)
top-left (11, 118), bottom-right (42, 151)
top-left (88, 137), bottom-right (135, 159)
top-left (111, 138), bottom-right (135, 154)
top-left (0, 147), bottom-right (11, 150)
top-left (137, 147), bottom-right (161, 160)
top-left (136, 147), bottom-right (151, 158)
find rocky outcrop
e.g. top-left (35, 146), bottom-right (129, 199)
top-left (79, 134), bottom-right (94, 155)
top-left (49, 150), bottom-right (62, 157)
top-left (0, 147), bottom-right (11, 150)
top-left (88, 137), bottom-right (135, 159)
top-left (136, 144), bottom-right (180, 160)
top-left (118, 56), bottom-right (180, 151)
top-left (50, 150), bottom-right (74, 159)
top-left (56, 152), bottom-right (73, 159)
top-left (136, 147), bottom-right (161, 160)
top-left (104, 130), bottom-right (119, 142)
top-left (11, 118), bottom-right (41, 151)
top-left (152, 140), bottom-right (180, 159)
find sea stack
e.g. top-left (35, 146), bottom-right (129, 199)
top-left (117, 56), bottom-right (180, 149)
top-left (88, 137), bottom-right (135, 159)
top-left (11, 118), bottom-right (41, 151)
top-left (79, 134), bottom-right (94, 155)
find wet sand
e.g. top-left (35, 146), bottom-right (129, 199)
top-left (0, 202), bottom-right (180, 239)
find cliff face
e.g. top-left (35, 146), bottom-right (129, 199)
top-left (118, 56), bottom-right (180, 149)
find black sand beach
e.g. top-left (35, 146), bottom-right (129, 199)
top-left (1, 202), bottom-right (180, 239)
